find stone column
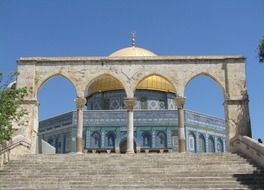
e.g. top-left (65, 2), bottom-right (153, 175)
top-left (185, 128), bottom-right (189, 152)
top-left (175, 96), bottom-right (186, 153)
top-left (124, 98), bottom-right (136, 154)
top-left (222, 138), bottom-right (226, 152)
top-left (205, 133), bottom-right (208, 153)
top-left (195, 131), bottom-right (199, 153)
top-left (75, 97), bottom-right (86, 154)
top-left (214, 136), bottom-right (217, 152)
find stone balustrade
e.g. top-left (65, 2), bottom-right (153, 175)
top-left (231, 135), bottom-right (264, 168)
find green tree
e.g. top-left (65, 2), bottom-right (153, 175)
top-left (0, 72), bottom-right (28, 145)
top-left (258, 37), bottom-right (264, 63)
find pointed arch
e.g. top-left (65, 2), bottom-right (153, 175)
top-left (198, 133), bottom-right (206, 153)
top-left (156, 131), bottom-right (167, 148)
top-left (36, 73), bottom-right (78, 97)
top-left (183, 72), bottom-right (225, 120)
top-left (188, 131), bottom-right (196, 152)
top-left (184, 72), bottom-right (226, 98)
top-left (142, 131), bottom-right (152, 148)
top-left (91, 131), bottom-right (101, 148)
top-left (216, 138), bottom-right (224, 152)
top-left (105, 131), bottom-right (116, 147)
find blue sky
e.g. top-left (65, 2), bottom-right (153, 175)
top-left (0, 0), bottom-right (264, 139)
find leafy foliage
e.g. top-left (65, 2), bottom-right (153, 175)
top-left (258, 37), bottom-right (264, 63)
top-left (0, 72), bottom-right (28, 145)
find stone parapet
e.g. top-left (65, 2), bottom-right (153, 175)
top-left (231, 136), bottom-right (264, 168)
top-left (0, 135), bottom-right (31, 167)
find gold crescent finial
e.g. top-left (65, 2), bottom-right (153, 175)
top-left (131, 32), bottom-right (136, 47)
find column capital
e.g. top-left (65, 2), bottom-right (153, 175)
top-left (123, 98), bottom-right (136, 111)
top-left (75, 97), bottom-right (87, 110)
top-left (175, 96), bottom-right (186, 109)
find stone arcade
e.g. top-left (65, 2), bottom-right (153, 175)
top-left (14, 43), bottom-right (251, 155)
top-left (38, 78), bottom-right (226, 154)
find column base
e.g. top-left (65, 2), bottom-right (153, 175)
top-left (126, 149), bottom-right (135, 154)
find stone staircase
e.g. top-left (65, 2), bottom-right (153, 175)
top-left (0, 153), bottom-right (263, 190)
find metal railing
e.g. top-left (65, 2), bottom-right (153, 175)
top-left (0, 137), bottom-right (31, 168)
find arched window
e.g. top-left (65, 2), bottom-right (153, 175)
top-left (216, 138), bottom-right (224, 152)
top-left (208, 136), bottom-right (215, 152)
top-left (91, 131), bottom-right (101, 148)
top-left (188, 132), bottom-right (196, 152)
top-left (156, 131), bottom-right (167, 148)
top-left (142, 132), bottom-right (152, 147)
top-left (198, 134), bottom-right (206, 153)
top-left (106, 132), bottom-right (115, 147)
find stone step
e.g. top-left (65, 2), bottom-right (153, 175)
top-left (1, 183), bottom-right (262, 190)
top-left (17, 153), bottom-right (246, 159)
top-left (17, 155), bottom-right (244, 159)
top-left (1, 177), bottom-right (264, 183)
top-left (2, 159), bottom-right (258, 164)
top-left (2, 170), bottom-right (262, 176)
top-left (8, 159), bottom-right (252, 163)
top-left (7, 163), bottom-right (253, 169)
top-left (0, 153), bottom-right (263, 189)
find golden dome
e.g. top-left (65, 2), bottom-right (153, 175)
top-left (137, 75), bottom-right (176, 93)
top-left (109, 46), bottom-right (157, 57)
top-left (88, 75), bottom-right (176, 96)
top-left (88, 75), bottom-right (123, 96)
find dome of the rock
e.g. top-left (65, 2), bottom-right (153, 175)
top-left (109, 46), bottom-right (157, 57)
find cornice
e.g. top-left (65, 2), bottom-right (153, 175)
top-left (17, 55), bottom-right (245, 64)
